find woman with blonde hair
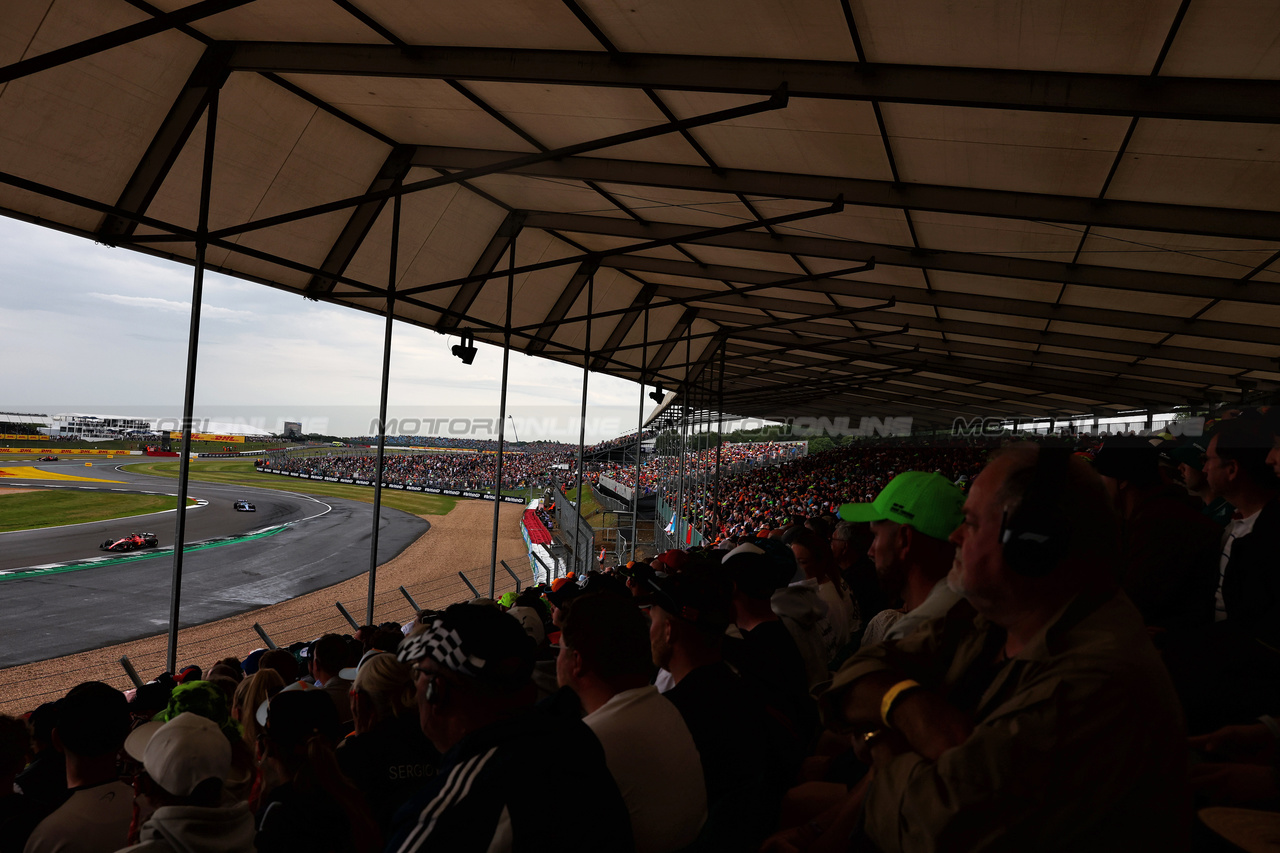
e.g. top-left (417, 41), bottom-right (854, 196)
top-left (337, 651), bottom-right (439, 834)
top-left (232, 668), bottom-right (284, 750)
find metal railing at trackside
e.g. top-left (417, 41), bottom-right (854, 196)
top-left (0, 553), bottom-right (540, 717)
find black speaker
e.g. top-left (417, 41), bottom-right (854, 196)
top-left (1000, 447), bottom-right (1071, 577)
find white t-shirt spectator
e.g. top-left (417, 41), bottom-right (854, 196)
top-left (583, 686), bottom-right (707, 853)
top-left (23, 780), bottom-right (133, 853)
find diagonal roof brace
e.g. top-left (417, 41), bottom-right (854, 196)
top-left (606, 297), bottom-right (897, 355)
top-left (391, 197), bottom-right (845, 299)
top-left (526, 259), bottom-right (599, 355)
top-left (0, 0), bottom-right (251, 85)
top-left (208, 85), bottom-right (789, 240)
top-left (438, 210), bottom-right (527, 330)
top-left (98, 45), bottom-right (233, 241)
top-left (305, 144), bottom-right (417, 295)
top-left (509, 257), bottom-right (875, 333)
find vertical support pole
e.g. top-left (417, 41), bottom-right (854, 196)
top-left (676, 326), bottom-right (690, 547)
top-left (490, 232), bottom-right (515, 597)
top-left (573, 275), bottom-right (593, 574)
top-left (715, 342), bottom-right (724, 538)
top-left (166, 88), bottom-right (218, 675)
top-left (366, 192), bottom-right (401, 626)
top-left (631, 307), bottom-right (648, 561)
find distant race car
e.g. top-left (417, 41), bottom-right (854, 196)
top-left (99, 532), bottom-right (159, 552)
top-left (38, 455), bottom-right (58, 461)
top-left (233, 500), bottom-right (256, 512)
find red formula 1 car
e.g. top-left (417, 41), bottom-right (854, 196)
top-left (39, 455), bottom-right (59, 461)
top-left (100, 532), bottom-right (159, 552)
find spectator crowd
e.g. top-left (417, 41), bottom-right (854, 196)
top-left (7, 405), bottom-right (1280, 852)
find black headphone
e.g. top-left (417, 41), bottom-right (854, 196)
top-left (1000, 447), bottom-right (1071, 577)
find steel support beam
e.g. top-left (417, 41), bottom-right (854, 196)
top-left (394, 198), bottom-right (842, 299)
top-left (208, 87), bottom-right (788, 240)
top-left (590, 284), bottom-right (657, 372)
top-left (415, 147), bottom-right (1280, 243)
top-left (98, 46), bottom-right (232, 241)
top-left (645, 308), bottom-right (698, 377)
top-left (723, 335), bottom-right (1240, 394)
top-left (526, 259), bottom-right (598, 354)
top-left (525, 212), bottom-right (1280, 307)
top-left (1, 0), bottom-right (249, 85)
top-left (306, 145), bottom-right (415, 294)
top-left (225, 43), bottom-right (1280, 123)
top-left (641, 279), bottom-right (1278, 347)
top-left (439, 210), bottom-right (527, 330)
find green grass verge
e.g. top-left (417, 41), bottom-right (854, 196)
top-left (121, 458), bottom-right (465, 516)
top-left (0, 490), bottom-right (196, 533)
top-left (563, 483), bottom-right (618, 530)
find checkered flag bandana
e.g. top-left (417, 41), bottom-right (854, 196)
top-left (396, 619), bottom-right (486, 677)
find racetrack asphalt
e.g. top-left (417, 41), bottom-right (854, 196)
top-left (0, 460), bottom-right (430, 667)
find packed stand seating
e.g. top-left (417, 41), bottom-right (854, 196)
top-left (347, 435), bottom-right (575, 453)
top-left (257, 446), bottom-right (577, 491)
top-left (13, 415), bottom-right (1280, 852)
top-left (662, 441), bottom-right (991, 543)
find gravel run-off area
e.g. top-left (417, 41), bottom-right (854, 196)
top-left (0, 500), bottom-right (528, 715)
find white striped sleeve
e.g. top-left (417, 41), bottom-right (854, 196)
top-left (396, 747), bottom-right (500, 853)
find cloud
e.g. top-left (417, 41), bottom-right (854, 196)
top-left (88, 292), bottom-right (254, 320)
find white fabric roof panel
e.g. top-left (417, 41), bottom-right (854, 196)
top-left (3, 0), bottom-right (1279, 423)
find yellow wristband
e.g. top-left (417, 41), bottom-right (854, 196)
top-left (880, 679), bottom-right (922, 728)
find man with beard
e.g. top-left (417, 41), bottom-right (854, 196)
top-left (809, 445), bottom-right (1187, 852)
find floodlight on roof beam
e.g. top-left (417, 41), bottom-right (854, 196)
top-left (392, 195), bottom-right (845, 299)
top-left (209, 85), bottom-right (789, 241)
top-left (451, 330), bottom-right (477, 365)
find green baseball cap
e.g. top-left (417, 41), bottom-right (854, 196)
top-left (837, 471), bottom-right (965, 542)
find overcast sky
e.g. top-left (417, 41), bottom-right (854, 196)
top-left (0, 215), bottom-right (652, 441)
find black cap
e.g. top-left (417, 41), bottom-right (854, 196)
top-left (644, 568), bottom-right (733, 632)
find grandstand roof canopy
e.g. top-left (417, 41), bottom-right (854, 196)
top-left (4, 0), bottom-right (1280, 427)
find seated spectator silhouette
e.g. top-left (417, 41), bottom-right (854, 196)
top-left (309, 634), bottom-right (355, 725)
top-left (253, 687), bottom-right (380, 853)
top-left (557, 592), bottom-right (706, 853)
top-left (231, 669), bottom-right (285, 754)
top-left (1093, 436), bottom-right (1220, 636)
top-left (766, 536), bottom-right (838, 688)
top-left (645, 566), bottom-right (797, 848)
top-left (337, 653), bottom-right (439, 836)
top-left (784, 527), bottom-right (860, 655)
top-left (117, 713), bottom-right (254, 853)
top-left (1172, 441), bottom-right (1236, 527)
top-left (720, 545), bottom-right (820, 750)
top-left (24, 682), bottom-right (134, 853)
top-left (14, 703), bottom-right (67, 825)
top-left (388, 603), bottom-right (632, 852)
top-left (837, 472), bottom-right (964, 647)
top-left (806, 446), bottom-right (1188, 851)
top-left (149, 680), bottom-right (254, 803)
top-left (831, 521), bottom-right (891, 642)
top-left (256, 649), bottom-right (299, 684)
top-left (1, 714), bottom-right (40, 853)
